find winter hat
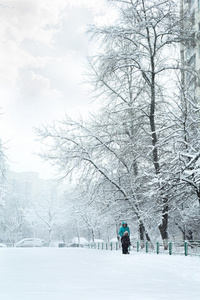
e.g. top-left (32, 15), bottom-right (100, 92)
top-left (122, 221), bottom-right (127, 225)
top-left (123, 231), bottom-right (129, 236)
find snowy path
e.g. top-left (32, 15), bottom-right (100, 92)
top-left (0, 248), bottom-right (199, 300)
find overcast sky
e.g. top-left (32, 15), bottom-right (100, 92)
top-left (0, 0), bottom-right (117, 179)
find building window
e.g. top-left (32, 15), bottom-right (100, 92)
top-left (191, 12), bottom-right (195, 25)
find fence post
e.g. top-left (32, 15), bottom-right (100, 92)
top-left (157, 242), bottom-right (159, 254)
top-left (106, 243), bottom-right (108, 250)
top-left (146, 241), bottom-right (148, 253)
top-left (98, 243), bottom-right (100, 249)
top-left (137, 241), bottom-right (139, 252)
top-left (116, 242), bottom-right (118, 250)
top-left (102, 243), bottom-right (104, 250)
top-left (185, 241), bottom-right (188, 256)
top-left (169, 242), bottom-right (172, 255)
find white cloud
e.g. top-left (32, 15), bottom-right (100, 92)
top-left (0, 0), bottom-right (67, 88)
top-left (64, 0), bottom-right (105, 12)
top-left (0, 0), bottom-right (114, 178)
top-left (0, 0), bottom-right (67, 43)
top-left (0, 41), bottom-right (50, 87)
top-left (64, 0), bottom-right (118, 26)
top-left (19, 71), bottom-right (50, 98)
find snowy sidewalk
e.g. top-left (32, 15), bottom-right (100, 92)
top-left (0, 247), bottom-right (199, 300)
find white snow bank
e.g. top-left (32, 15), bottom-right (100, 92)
top-left (0, 248), bottom-right (199, 300)
top-left (110, 237), bottom-right (118, 242)
top-left (71, 237), bottom-right (88, 244)
top-left (90, 239), bottom-right (104, 243)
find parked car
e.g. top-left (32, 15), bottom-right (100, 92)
top-left (44, 241), bottom-right (66, 247)
top-left (67, 237), bottom-right (88, 247)
top-left (0, 243), bottom-right (7, 248)
top-left (15, 238), bottom-right (44, 247)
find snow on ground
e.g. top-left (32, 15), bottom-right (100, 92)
top-left (0, 247), bottom-right (199, 300)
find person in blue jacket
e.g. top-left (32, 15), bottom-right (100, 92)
top-left (119, 221), bottom-right (130, 238)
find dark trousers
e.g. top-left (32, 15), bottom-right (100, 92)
top-left (122, 245), bottom-right (129, 254)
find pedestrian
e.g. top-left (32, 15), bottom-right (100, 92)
top-left (119, 221), bottom-right (130, 238)
top-left (121, 231), bottom-right (131, 254)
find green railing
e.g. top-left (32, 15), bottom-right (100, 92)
top-left (86, 242), bottom-right (120, 251)
top-left (84, 240), bottom-right (200, 257)
top-left (131, 240), bottom-right (200, 257)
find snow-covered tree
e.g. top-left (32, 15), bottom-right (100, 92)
top-left (35, 0), bottom-right (199, 245)
top-left (24, 185), bottom-right (67, 245)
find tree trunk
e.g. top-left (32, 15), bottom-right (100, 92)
top-left (139, 221), bottom-right (151, 249)
top-left (186, 230), bottom-right (193, 241)
top-left (196, 188), bottom-right (200, 205)
top-left (116, 223), bottom-right (120, 241)
top-left (158, 200), bottom-right (169, 250)
top-left (77, 227), bottom-right (80, 247)
top-left (139, 222), bottom-right (144, 249)
top-left (149, 56), bottom-right (168, 246)
top-left (91, 228), bottom-right (95, 242)
top-left (48, 229), bottom-right (52, 247)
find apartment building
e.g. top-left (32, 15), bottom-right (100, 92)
top-left (182, 0), bottom-right (200, 71)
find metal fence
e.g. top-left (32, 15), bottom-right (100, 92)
top-left (131, 241), bottom-right (200, 256)
top-left (84, 241), bottom-right (200, 257)
top-left (85, 242), bottom-right (120, 251)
